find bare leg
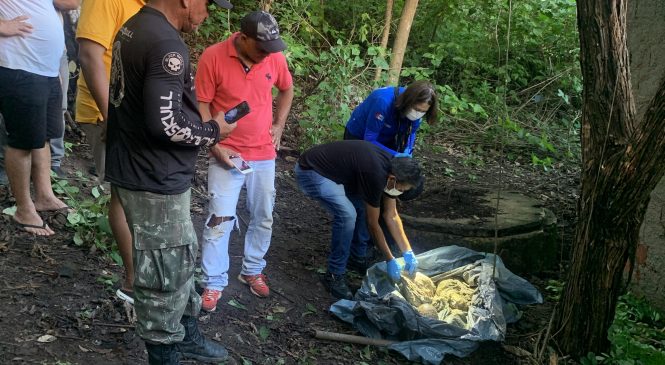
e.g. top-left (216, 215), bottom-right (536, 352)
top-left (32, 142), bottom-right (68, 212)
top-left (5, 146), bottom-right (53, 235)
top-left (110, 191), bottom-right (134, 290)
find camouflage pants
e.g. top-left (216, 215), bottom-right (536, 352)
top-left (114, 186), bottom-right (201, 344)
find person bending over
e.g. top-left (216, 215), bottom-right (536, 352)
top-left (295, 140), bottom-right (422, 299)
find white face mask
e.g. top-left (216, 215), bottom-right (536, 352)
top-left (405, 108), bottom-right (426, 121)
top-left (384, 179), bottom-right (403, 197)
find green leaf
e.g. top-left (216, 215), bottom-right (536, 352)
top-left (91, 187), bottom-right (100, 199)
top-left (97, 216), bottom-right (112, 234)
top-left (67, 212), bottom-right (83, 225)
top-left (372, 56), bottom-right (389, 69)
top-left (73, 232), bottom-right (84, 246)
top-left (471, 104), bottom-right (485, 114)
top-left (109, 251), bottom-right (122, 265)
top-left (259, 326), bottom-right (270, 341)
top-left (228, 299), bottom-right (246, 310)
top-left (305, 303), bottom-right (317, 313)
top-left (2, 205), bottom-right (17, 216)
top-left (65, 185), bottom-right (80, 194)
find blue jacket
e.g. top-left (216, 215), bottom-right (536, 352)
top-left (345, 86), bottom-right (422, 156)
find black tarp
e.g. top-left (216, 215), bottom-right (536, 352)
top-left (330, 245), bottom-right (543, 364)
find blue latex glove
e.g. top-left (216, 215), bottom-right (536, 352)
top-left (403, 250), bottom-right (418, 276)
top-left (394, 152), bottom-right (412, 158)
top-left (386, 258), bottom-right (402, 282)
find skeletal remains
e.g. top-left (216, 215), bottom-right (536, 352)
top-left (398, 272), bottom-right (475, 329)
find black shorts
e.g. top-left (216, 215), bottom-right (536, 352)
top-left (0, 66), bottom-right (63, 150)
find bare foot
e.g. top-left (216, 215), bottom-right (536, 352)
top-left (34, 196), bottom-right (70, 212)
top-left (13, 211), bottom-right (54, 236)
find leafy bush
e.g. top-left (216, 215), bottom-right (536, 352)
top-left (582, 293), bottom-right (665, 364)
top-left (189, 0), bottom-right (582, 165)
top-left (51, 175), bottom-right (121, 265)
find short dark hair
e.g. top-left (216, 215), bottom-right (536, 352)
top-left (398, 176), bottom-right (424, 201)
top-left (394, 80), bottom-right (439, 125)
top-left (390, 157), bottom-right (423, 189)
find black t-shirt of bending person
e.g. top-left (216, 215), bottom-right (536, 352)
top-left (298, 140), bottom-right (392, 208)
top-left (105, 6), bottom-right (220, 194)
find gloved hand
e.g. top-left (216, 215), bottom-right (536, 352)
top-left (403, 250), bottom-right (418, 276)
top-left (394, 152), bottom-right (412, 158)
top-left (386, 258), bottom-right (402, 282)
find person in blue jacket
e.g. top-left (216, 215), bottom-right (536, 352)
top-left (343, 81), bottom-right (437, 272)
top-left (344, 80), bottom-right (438, 157)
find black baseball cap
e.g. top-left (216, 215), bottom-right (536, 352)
top-left (240, 10), bottom-right (287, 53)
top-left (209, 0), bottom-right (233, 9)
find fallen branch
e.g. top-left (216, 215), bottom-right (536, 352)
top-left (92, 321), bottom-right (135, 329)
top-left (314, 330), bottom-right (396, 347)
top-left (57, 335), bottom-right (85, 341)
top-left (271, 288), bottom-right (296, 303)
top-left (0, 283), bottom-right (41, 292)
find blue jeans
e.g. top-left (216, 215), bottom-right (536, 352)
top-left (294, 164), bottom-right (370, 275)
top-left (50, 50), bottom-right (69, 167)
top-left (201, 158), bottom-right (276, 290)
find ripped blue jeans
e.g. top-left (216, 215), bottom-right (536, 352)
top-left (201, 158), bottom-right (276, 291)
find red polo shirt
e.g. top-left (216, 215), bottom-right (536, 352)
top-left (195, 32), bottom-right (293, 161)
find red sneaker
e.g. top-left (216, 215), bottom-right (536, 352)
top-left (201, 288), bottom-right (222, 312)
top-left (238, 274), bottom-right (270, 298)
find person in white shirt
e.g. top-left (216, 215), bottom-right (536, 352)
top-left (0, 0), bottom-right (75, 236)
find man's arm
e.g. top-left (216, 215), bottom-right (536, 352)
top-left (198, 101), bottom-right (235, 138)
top-left (53, 0), bottom-right (80, 11)
top-left (198, 101), bottom-right (237, 167)
top-left (365, 203), bottom-right (396, 261)
top-left (141, 39), bottom-right (234, 147)
top-left (198, 102), bottom-right (213, 121)
top-left (0, 16), bottom-right (33, 37)
top-left (270, 85), bottom-right (294, 150)
top-left (380, 196), bottom-right (413, 253)
top-left (78, 38), bottom-right (109, 121)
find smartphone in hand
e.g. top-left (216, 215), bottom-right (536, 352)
top-left (224, 101), bottom-right (250, 124)
top-left (230, 156), bottom-right (253, 174)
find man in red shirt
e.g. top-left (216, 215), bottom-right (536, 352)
top-left (195, 10), bottom-right (294, 312)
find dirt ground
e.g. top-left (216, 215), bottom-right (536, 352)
top-left (0, 129), bottom-right (579, 365)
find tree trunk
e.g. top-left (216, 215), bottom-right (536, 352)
top-left (555, 0), bottom-right (665, 357)
top-left (387, 0), bottom-right (419, 85)
top-left (259, 0), bottom-right (273, 12)
top-left (374, 0), bottom-right (395, 82)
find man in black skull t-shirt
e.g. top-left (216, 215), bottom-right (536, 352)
top-left (105, 0), bottom-right (235, 363)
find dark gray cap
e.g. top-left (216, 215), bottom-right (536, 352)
top-left (209, 0), bottom-right (233, 9)
top-left (240, 10), bottom-right (287, 53)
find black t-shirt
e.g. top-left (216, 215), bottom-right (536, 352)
top-left (298, 140), bottom-right (392, 207)
top-left (105, 6), bottom-right (220, 194)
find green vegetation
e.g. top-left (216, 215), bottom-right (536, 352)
top-left (581, 293), bottom-right (665, 365)
top-left (51, 174), bottom-right (121, 265)
top-left (190, 0), bottom-right (580, 167)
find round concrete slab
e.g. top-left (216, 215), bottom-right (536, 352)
top-left (401, 191), bottom-right (559, 274)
